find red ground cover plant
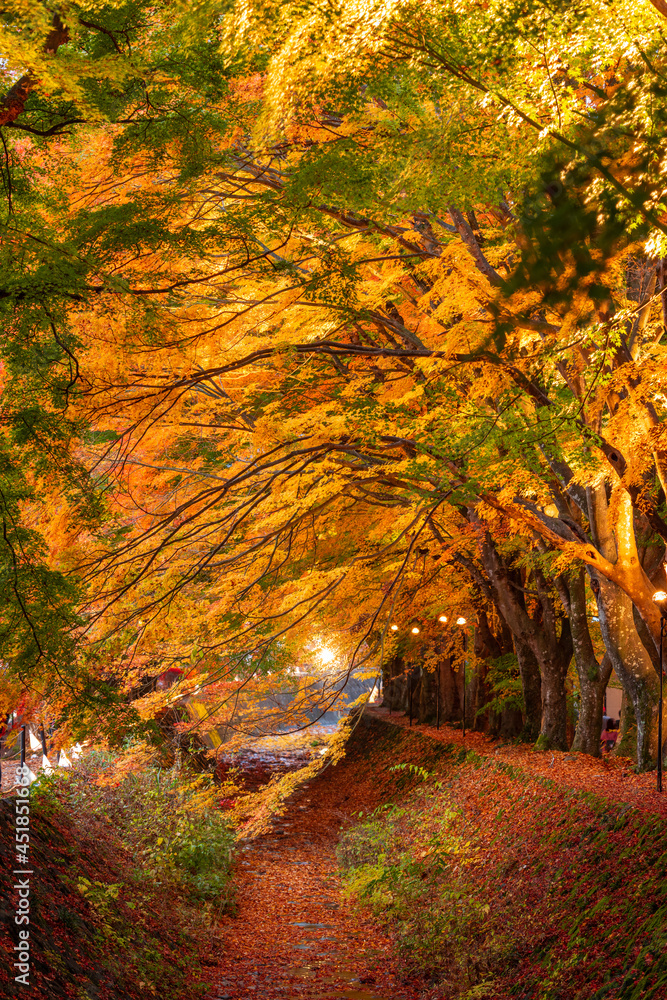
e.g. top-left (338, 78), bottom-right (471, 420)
top-left (339, 714), bottom-right (667, 1000)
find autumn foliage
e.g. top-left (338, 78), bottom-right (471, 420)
top-left (2, 0), bottom-right (667, 775)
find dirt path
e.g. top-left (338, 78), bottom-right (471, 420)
top-left (206, 749), bottom-right (415, 1000)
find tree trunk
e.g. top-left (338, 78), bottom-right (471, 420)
top-left (470, 624), bottom-right (490, 733)
top-left (383, 654), bottom-right (408, 713)
top-left (586, 482), bottom-right (661, 768)
top-left (537, 661), bottom-right (567, 748)
top-left (514, 639), bottom-right (542, 740)
top-left (533, 622), bottom-right (572, 750)
top-left (476, 527), bottom-right (572, 747)
top-left (408, 666), bottom-right (421, 723)
top-left (437, 656), bottom-right (462, 724)
top-left (567, 569), bottom-right (613, 756)
top-left (571, 659), bottom-right (610, 756)
top-left (616, 690), bottom-right (638, 758)
top-left (473, 610), bottom-right (522, 736)
top-left (419, 666), bottom-right (438, 723)
top-left (592, 574), bottom-right (659, 769)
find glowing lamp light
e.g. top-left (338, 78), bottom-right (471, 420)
top-left (390, 624), bottom-right (399, 631)
top-left (456, 617), bottom-right (467, 625)
top-left (411, 627), bottom-right (420, 635)
top-left (654, 591), bottom-right (667, 603)
top-left (438, 615), bottom-right (447, 623)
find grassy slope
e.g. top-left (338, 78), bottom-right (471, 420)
top-left (337, 713), bottom-right (667, 1000)
top-left (0, 773), bottom-right (227, 1000)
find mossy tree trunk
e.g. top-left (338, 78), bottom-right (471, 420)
top-left (564, 569), bottom-right (612, 756)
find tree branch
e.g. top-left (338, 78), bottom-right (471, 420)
top-left (0, 15), bottom-right (70, 128)
top-left (448, 206), bottom-right (503, 287)
top-left (5, 118), bottom-right (85, 137)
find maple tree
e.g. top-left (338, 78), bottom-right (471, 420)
top-left (4, 0), bottom-right (667, 773)
top-left (0, 0), bottom-right (259, 737)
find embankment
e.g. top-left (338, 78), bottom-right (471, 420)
top-left (337, 710), bottom-right (667, 1000)
top-left (0, 764), bottom-right (228, 1000)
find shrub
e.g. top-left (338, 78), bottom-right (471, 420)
top-left (477, 653), bottom-right (524, 719)
top-left (1, 757), bottom-right (231, 1000)
top-left (33, 751), bottom-right (236, 911)
top-left (337, 786), bottom-right (491, 989)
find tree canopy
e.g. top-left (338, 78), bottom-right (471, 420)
top-left (3, 0), bottom-right (667, 767)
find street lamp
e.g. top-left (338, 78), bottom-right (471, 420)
top-left (653, 590), bottom-right (667, 793)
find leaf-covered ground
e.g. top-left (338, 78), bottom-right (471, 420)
top-left (209, 728), bottom-right (423, 1000)
top-left (208, 710), bottom-right (667, 1000)
top-left (371, 707), bottom-right (667, 817)
top-left (5, 711), bottom-right (667, 999)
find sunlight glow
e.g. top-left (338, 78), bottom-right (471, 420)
top-left (319, 646), bottom-right (336, 664)
top-left (457, 617), bottom-right (467, 625)
top-left (411, 627), bottom-right (420, 634)
top-left (391, 624), bottom-right (398, 631)
top-left (653, 591), bottom-right (667, 603)
top-left (438, 615), bottom-right (447, 623)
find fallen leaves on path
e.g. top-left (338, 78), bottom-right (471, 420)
top-left (207, 708), bottom-right (667, 1000)
top-left (207, 723), bottom-right (421, 1000)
